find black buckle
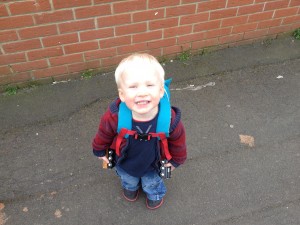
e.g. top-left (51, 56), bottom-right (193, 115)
top-left (135, 133), bottom-right (151, 141)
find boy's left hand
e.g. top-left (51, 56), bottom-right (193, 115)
top-left (164, 162), bottom-right (175, 171)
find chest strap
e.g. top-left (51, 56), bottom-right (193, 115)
top-left (115, 128), bottom-right (172, 161)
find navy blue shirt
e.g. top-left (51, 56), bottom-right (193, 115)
top-left (117, 115), bottom-right (159, 177)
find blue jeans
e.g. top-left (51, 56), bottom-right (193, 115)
top-left (116, 165), bottom-right (166, 201)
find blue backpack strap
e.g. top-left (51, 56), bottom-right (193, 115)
top-left (156, 78), bottom-right (172, 137)
top-left (117, 101), bottom-right (132, 138)
top-left (117, 78), bottom-right (172, 137)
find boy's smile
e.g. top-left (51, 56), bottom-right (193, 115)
top-left (118, 69), bottom-right (164, 121)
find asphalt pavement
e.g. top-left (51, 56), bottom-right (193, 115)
top-left (0, 35), bottom-right (300, 225)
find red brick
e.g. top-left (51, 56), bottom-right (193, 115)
top-left (222, 16), bottom-right (248, 27)
top-left (274, 7), bottom-right (299, 18)
top-left (2, 39), bottom-right (42, 53)
top-left (180, 13), bottom-right (209, 25)
top-left (0, 4), bottom-right (9, 17)
top-left (75, 5), bottom-right (111, 19)
top-left (64, 41), bottom-right (99, 54)
top-left (210, 8), bottom-right (238, 20)
top-left (11, 59), bottom-right (48, 73)
top-left (52, 0), bottom-right (91, 9)
top-left (248, 11), bottom-right (274, 22)
top-left (255, 0), bottom-right (274, 3)
top-left (115, 23), bottom-right (147, 36)
top-left (101, 55), bottom-right (124, 68)
top-left (80, 28), bottom-right (114, 41)
top-left (27, 47), bottom-right (63, 61)
top-left (50, 54), bottom-right (84, 66)
top-left (19, 25), bottom-right (57, 39)
top-left (205, 27), bottom-right (232, 39)
top-left (182, 0), bottom-right (201, 3)
top-left (227, 0), bottom-right (254, 7)
top-left (148, 38), bottom-right (176, 49)
top-left (59, 19), bottom-right (95, 34)
top-left (34, 10), bottom-right (73, 25)
top-left (42, 33), bottom-right (79, 47)
top-left (113, 0), bottom-right (146, 13)
top-left (192, 38), bottom-right (219, 49)
top-left (162, 45), bottom-right (183, 56)
top-left (258, 19), bottom-right (282, 28)
top-left (9, 0), bottom-right (51, 15)
top-left (238, 4), bottom-right (264, 15)
top-left (269, 24), bottom-right (296, 34)
top-left (0, 66), bottom-right (12, 75)
top-left (68, 60), bottom-right (100, 73)
top-left (177, 32), bottom-right (206, 44)
top-left (219, 33), bottom-right (244, 44)
top-left (33, 66), bottom-right (68, 79)
top-left (0, 15), bottom-right (34, 30)
top-left (117, 43), bottom-right (148, 55)
top-left (164, 25), bottom-right (192, 38)
top-left (282, 15), bottom-right (300, 24)
top-left (198, 0), bottom-right (226, 12)
top-left (244, 29), bottom-right (269, 39)
top-left (149, 18), bottom-right (179, 30)
top-left (0, 30), bottom-right (18, 42)
top-left (98, 14), bottom-right (131, 28)
top-left (194, 20), bottom-right (221, 32)
top-left (100, 36), bottom-right (131, 49)
top-left (94, 0), bottom-right (119, 3)
top-left (232, 23), bottom-right (258, 33)
top-left (0, 53), bottom-right (26, 66)
top-left (290, 0), bottom-right (300, 6)
top-left (0, 72), bottom-right (32, 85)
top-left (133, 9), bottom-right (164, 22)
top-left (133, 30), bottom-right (162, 43)
top-left (149, 0), bottom-right (180, 9)
top-left (166, 4), bottom-right (196, 17)
top-left (85, 48), bottom-right (117, 61)
top-left (265, 0), bottom-right (289, 11)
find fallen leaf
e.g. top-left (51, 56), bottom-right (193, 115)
top-left (0, 203), bottom-right (8, 225)
top-left (54, 209), bottom-right (62, 218)
top-left (239, 135), bottom-right (255, 147)
top-left (23, 207), bottom-right (28, 212)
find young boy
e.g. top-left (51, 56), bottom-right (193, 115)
top-left (92, 53), bottom-right (187, 210)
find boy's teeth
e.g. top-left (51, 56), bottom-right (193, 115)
top-left (137, 101), bottom-right (148, 105)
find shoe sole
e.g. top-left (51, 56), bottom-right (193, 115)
top-left (122, 189), bottom-right (139, 202)
top-left (146, 198), bottom-right (164, 210)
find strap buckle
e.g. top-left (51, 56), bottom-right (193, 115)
top-left (135, 133), bottom-right (152, 141)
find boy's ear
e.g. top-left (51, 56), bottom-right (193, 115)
top-left (160, 85), bottom-right (165, 98)
top-left (118, 89), bottom-right (125, 102)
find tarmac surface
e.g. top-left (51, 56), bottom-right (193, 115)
top-left (0, 36), bottom-right (300, 225)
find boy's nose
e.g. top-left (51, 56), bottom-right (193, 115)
top-left (137, 86), bottom-right (148, 96)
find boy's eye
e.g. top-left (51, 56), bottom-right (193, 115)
top-left (129, 86), bottom-right (137, 89)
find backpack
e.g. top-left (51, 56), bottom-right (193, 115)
top-left (115, 79), bottom-right (173, 161)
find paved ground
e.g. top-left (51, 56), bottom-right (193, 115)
top-left (0, 36), bottom-right (300, 225)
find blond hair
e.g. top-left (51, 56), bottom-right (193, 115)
top-left (114, 53), bottom-right (165, 87)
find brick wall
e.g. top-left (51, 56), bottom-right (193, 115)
top-left (1, 0), bottom-right (299, 88)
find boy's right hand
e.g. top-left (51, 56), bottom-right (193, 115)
top-left (98, 156), bottom-right (109, 164)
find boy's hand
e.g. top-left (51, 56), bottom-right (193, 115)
top-left (164, 162), bottom-right (175, 171)
top-left (99, 156), bottom-right (109, 164)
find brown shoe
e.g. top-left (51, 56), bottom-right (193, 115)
top-left (122, 189), bottom-right (139, 202)
top-left (146, 198), bottom-right (164, 209)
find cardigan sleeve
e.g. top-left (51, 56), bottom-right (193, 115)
top-left (92, 106), bottom-right (118, 156)
top-left (168, 119), bottom-right (187, 166)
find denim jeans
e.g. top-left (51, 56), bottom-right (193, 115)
top-left (116, 165), bottom-right (166, 201)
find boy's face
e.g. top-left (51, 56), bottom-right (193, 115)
top-left (118, 69), bottom-right (164, 121)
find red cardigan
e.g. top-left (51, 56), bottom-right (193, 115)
top-left (92, 98), bottom-right (187, 166)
